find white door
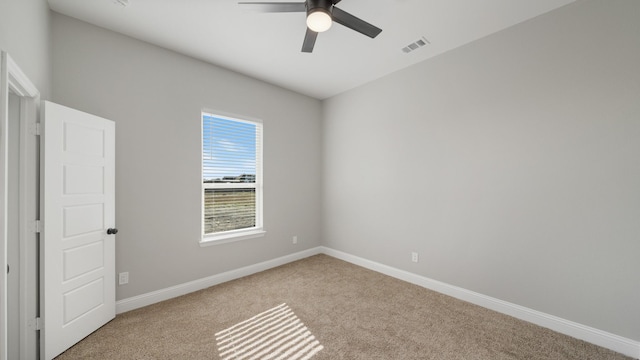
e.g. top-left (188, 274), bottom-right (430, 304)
top-left (41, 101), bottom-right (116, 360)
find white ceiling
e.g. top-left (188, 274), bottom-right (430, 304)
top-left (47, 0), bottom-right (575, 99)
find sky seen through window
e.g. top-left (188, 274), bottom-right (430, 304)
top-left (202, 114), bottom-right (257, 182)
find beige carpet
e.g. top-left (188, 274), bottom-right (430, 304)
top-left (56, 254), bottom-right (633, 359)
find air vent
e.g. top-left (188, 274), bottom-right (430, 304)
top-left (402, 36), bottom-right (430, 54)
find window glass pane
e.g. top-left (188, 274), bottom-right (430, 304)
top-left (204, 188), bottom-right (256, 233)
top-left (203, 116), bottom-right (256, 183)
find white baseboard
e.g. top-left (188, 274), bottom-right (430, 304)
top-left (115, 245), bottom-right (639, 359)
top-left (115, 247), bottom-right (322, 314)
top-left (320, 247), bottom-right (640, 359)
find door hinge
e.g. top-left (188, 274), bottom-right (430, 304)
top-left (31, 220), bottom-right (42, 233)
top-left (30, 123), bottom-right (41, 136)
top-left (29, 317), bottom-right (42, 331)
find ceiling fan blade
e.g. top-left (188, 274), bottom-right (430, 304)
top-left (238, 2), bottom-right (306, 12)
top-left (331, 0), bottom-right (342, 4)
top-left (331, 6), bottom-right (382, 38)
top-left (301, 28), bottom-right (318, 53)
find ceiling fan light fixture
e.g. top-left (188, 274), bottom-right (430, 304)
top-left (238, 0), bottom-right (382, 53)
top-left (306, 9), bottom-right (332, 32)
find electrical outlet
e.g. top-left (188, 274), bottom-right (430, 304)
top-left (119, 272), bottom-right (129, 285)
top-left (411, 252), bottom-right (419, 263)
top-left (292, 236), bottom-right (298, 244)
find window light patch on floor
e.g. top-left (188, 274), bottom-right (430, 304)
top-left (215, 303), bottom-right (323, 360)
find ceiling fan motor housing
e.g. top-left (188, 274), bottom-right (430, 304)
top-left (306, 0), bottom-right (333, 17)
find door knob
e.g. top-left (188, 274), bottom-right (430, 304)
top-left (107, 228), bottom-right (119, 235)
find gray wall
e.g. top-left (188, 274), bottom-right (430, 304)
top-left (0, 0), bottom-right (51, 98)
top-left (51, 13), bottom-right (323, 300)
top-left (322, 0), bottom-right (640, 341)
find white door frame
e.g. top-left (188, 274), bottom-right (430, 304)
top-left (1, 51), bottom-right (40, 360)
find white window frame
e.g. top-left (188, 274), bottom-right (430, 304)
top-left (200, 112), bottom-right (264, 246)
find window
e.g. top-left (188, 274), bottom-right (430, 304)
top-left (202, 113), bottom-right (263, 244)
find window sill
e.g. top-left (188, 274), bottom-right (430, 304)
top-left (200, 228), bottom-right (266, 247)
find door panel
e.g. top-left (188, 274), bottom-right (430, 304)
top-left (63, 204), bottom-right (104, 237)
top-left (63, 241), bottom-right (104, 280)
top-left (41, 101), bottom-right (115, 360)
top-left (64, 165), bottom-right (104, 194)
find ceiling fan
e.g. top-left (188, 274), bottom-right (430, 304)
top-left (238, 0), bottom-right (382, 53)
